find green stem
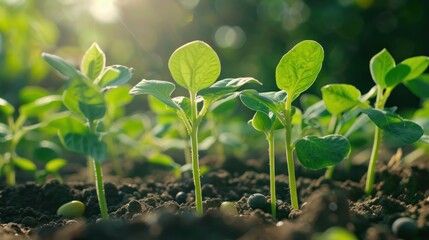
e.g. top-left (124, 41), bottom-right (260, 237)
top-left (324, 166), bottom-right (334, 179)
top-left (284, 97), bottom-right (299, 209)
top-left (189, 91), bottom-right (203, 215)
top-left (87, 157), bottom-right (95, 182)
top-left (267, 132), bottom-right (276, 218)
top-left (93, 158), bottom-right (109, 220)
top-left (5, 153), bottom-right (15, 186)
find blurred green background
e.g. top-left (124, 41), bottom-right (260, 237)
top-left (1, 0), bottom-right (428, 110)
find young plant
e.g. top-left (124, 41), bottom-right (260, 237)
top-left (240, 40), bottom-right (350, 209)
top-left (42, 43), bottom-right (133, 219)
top-left (130, 40), bottom-right (259, 215)
top-left (0, 95), bottom-right (62, 185)
top-left (248, 110), bottom-right (283, 218)
top-left (363, 50), bottom-right (428, 195)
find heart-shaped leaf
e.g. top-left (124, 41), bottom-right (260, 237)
top-left (321, 84), bottom-right (361, 115)
top-left (42, 53), bottom-right (82, 79)
top-left (81, 43), bottom-right (106, 81)
top-left (129, 80), bottom-right (179, 110)
top-left (250, 111), bottom-right (283, 133)
top-left (276, 40), bottom-right (324, 100)
top-left (370, 49), bottom-right (395, 88)
top-left (295, 134), bottom-right (350, 170)
top-left (168, 41), bottom-right (221, 93)
top-left (362, 108), bottom-right (424, 146)
top-left (63, 132), bottom-right (107, 163)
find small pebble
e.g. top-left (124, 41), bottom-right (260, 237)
top-left (175, 191), bottom-right (187, 204)
top-left (127, 200), bottom-right (142, 214)
top-left (57, 200), bottom-right (85, 218)
top-left (248, 193), bottom-right (267, 210)
top-left (392, 217), bottom-right (418, 239)
top-left (219, 201), bottom-right (238, 216)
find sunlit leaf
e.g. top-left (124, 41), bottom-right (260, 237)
top-left (0, 98), bottom-right (14, 116)
top-left (385, 64), bottom-right (410, 87)
top-left (129, 80), bottom-right (179, 110)
top-left (15, 157), bottom-right (37, 172)
top-left (19, 95), bottom-right (62, 117)
top-left (239, 90), bottom-right (280, 115)
top-left (147, 153), bottom-right (179, 169)
top-left (168, 41), bottom-right (221, 92)
top-left (0, 123), bottom-right (12, 142)
top-left (199, 77), bottom-right (260, 104)
top-left (400, 56), bottom-right (429, 81)
top-left (370, 49), bottom-right (395, 88)
top-left (98, 65), bottom-right (133, 88)
top-left (45, 158), bottom-right (67, 173)
top-left (81, 43), bottom-right (105, 81)
top-left (276, 40), bottom-right (324, 100)
top-left (295, 135), bottom-right (350, 170)
top-left (42, 53), bottom-right (82, 79)
top-left (321, 84), bottom-right (361, 115)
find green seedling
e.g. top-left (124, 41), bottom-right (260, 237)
top-left (404, 100), bottom-right (429, 163)
top-left (130, 40), bottom-right (259, 215)
top-left (363, 49), bottom-right (428, 195)
top-left (57, 200), bottom-right (85, 218)
top-left (240, 40), bottom-right (350, 209)
top-left (247, 110), bottom-right (283, 218)
top-left (42, 43), bottom-right (133, 219)
top-left (0, 95), bottom-right (62, 185)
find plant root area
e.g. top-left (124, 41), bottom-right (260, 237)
top-left (1, 158), bottom-right (428, 240)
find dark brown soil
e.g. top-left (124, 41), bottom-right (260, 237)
top-left (0, 155), bottom-right (428, 240)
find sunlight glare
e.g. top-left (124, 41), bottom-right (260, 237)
top-left (89, 0), bottom-right (119, 23)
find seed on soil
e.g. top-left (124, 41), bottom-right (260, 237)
top-left (219, 201), bottom-right (238, 216)
top-left (391, 217), bottom-right (418, 239)
top-left (175, 191), bottom-right (187, 204)
top-left (57, 200), bottom-right (85, 218)
top-left (127, 200), bottom-right (142, 214)
top-left (248, 193), bottom-right (267, 210)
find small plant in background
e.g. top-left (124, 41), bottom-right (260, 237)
top-left (363, 49), bottom-right (428, 195)
top-left (241, 40), bottom-right (351, 209)
top-left (130, 40), bottom-right (259, 215)
top-left (42, 43), bottom-right (133, 219)
top-left (0, 94), bottom-right (63, 185)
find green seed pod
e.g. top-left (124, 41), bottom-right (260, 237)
top-left (57, 200), bottom-right (85, 217)
top-left (219, 201), bottom-right (238, 216)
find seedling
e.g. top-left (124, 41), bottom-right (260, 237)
top-left (42, 43), bottom-right (133, 219)
top-left (247, 109), bottom-right (283, 218)
top-left (240, 40), bottom-right (351, 209)
top-left (130, 40), bottom-right (259, 215)
top-left (0, 95), bottom-right (62, 185)
top-left (363, 49), bottom-right (428, 195)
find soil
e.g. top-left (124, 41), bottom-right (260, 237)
top-left (0, 153), bottom-right (428, 240)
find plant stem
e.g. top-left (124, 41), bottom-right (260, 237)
top-left (87, 157), bottom-right (95, 182)
top-left (93, 158), bottom-right (109, 220)
top-left (324, 166), bottom-right (334, 179)
top-left (189, 92), bottom-right (203, 215)
top-left (5, 154), bottom-right (15, 186)
top-left (284, 97), bottom-right (299, 209)
top-left (325, 114), bottom-right (340, 179)
top-left (267, 132), bottom-right (276, 218)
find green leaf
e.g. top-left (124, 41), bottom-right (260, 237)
top-left (168, 41), bottom-right (221, 92)
top-left (63, 132), bottom-right (107, 163)
top-left (45, 158), bottom-right (67, 173)
top-left (400, 56), bottom-right (429, 81)
top-left (362, 108), bottom-right (424, 146)
top-left (46, 114), bottom-right (87, 135)
top-left (173, 96), bottom-right (192, 119)
top-left (0, 123), bottom-right (12, 142)
top-left (321, 84), bottom-right (361, 115)
top-left (19, 95), bottom-right (62, 117)
top-left (385, 64), bottom-right (410, 87)
top-left (420, 135), bottom-right (429, 144)
top-left (295, 135), bottom-right (350, 170)
top-left (239, 90), bottom-right (281, 116)
top-left (42, 53), bottom-right (82, 79)
top-left (370, 49), bottom-right (395, 88)
top-left (98, 65), bottom-right (133, 88)
top-left (0, 98), bottom-right (15, 116)
top-left (105, 86), bottom-right (133, 108)
top-left (63, 77), bottom-right (106, 120)
top-left (33, 141), bottom-right (61, 162)
top-left (199, 77), bottom-right (260, 103)
top-left (129, 80), bottom-right (179, 110)
top-left (147, 153), bottom-right (179, 169)
top-left (15, 157), bottom-right (37, 172)
top-left (404, 74), bottom-right (429, 98)
top-left (19, 86), bottom-right (50, 104)
top-left (250, 111), bottom-right (273, 132)
top-left (276, 40), bottom-right (324, 100)
top-left (315, 227), bottom-right (358, 240)
top-left (80, 43), bottom-right (106, 81)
